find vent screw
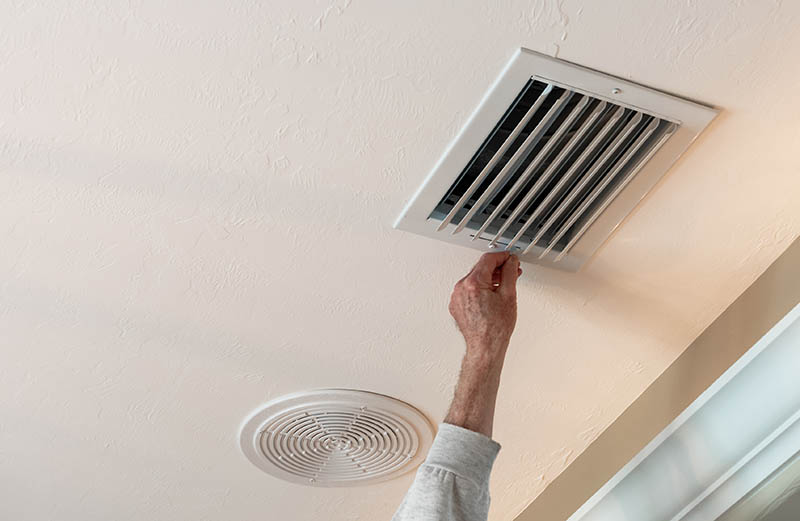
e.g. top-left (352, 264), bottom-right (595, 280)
top-left (611, 88), bottom-right (622, 95)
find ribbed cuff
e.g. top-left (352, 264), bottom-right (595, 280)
top-left (424, 423), bottom-right (502, 488)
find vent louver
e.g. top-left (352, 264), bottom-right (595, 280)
top-left (395, 48), bottom-right (718, 271)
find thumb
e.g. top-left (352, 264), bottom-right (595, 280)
top-left (498, 255), bottom-right (520, 296)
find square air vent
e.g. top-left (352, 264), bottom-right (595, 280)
top-left (394, 48), bottom-right (718, 271)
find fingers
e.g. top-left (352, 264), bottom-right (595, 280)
top-left (493, 266), bottom-right (521, 286)
top-left (467, 251), bottom-right (511, 287)
top-left (499, 254), bottom-right (520, 297)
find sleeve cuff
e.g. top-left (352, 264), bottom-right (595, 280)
top-left (423, 423), bottom-right (502, 488)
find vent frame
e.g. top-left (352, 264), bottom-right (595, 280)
top-left (394, 48), bottom-right (718, 271)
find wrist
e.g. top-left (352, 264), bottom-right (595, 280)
top-left (465, 338), bottom-right (509, 358)
top-left (464, 341), bottom-right (509, 370)
top-left (445, 342), bottom-right (507, 438)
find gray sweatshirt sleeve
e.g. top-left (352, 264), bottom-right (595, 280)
top-left (391, 423), bottom-right (501, 521)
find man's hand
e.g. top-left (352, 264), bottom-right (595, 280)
top-left (448, 251), bottom-right (521, 355)
top-left (444, 252), bottom-right (521, 437)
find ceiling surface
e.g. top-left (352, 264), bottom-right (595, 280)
top-left (1, 1), bottom-right (799, 520)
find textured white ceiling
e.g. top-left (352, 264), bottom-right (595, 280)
top-left (1, 1), bottom-right (798, 520)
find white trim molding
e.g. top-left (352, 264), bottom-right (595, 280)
top-left (565, 304), bottom-right (800, 521)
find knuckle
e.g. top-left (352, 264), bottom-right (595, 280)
top-left (482, 250), bottom-right (507, 260)
top-left (462, 279), bottom-right (479, 291)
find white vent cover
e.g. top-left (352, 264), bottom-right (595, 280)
top-left (395, 48), bottom-right (718, 271)
top-left (239, 389), bottom-right (435, 487)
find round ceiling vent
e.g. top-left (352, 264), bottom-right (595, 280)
top-left (240, 389), bottom-right (435, 487)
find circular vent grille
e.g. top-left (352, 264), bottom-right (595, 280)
top-left (240, 389), bottom-right (435, 487)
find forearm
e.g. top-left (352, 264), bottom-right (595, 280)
top-left (444, 342), bottom-right (507, 438)
top-left (392, 252), bottom-right (518, 521)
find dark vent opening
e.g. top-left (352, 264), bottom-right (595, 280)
top-left (529, 104), bottom-right (622, 226)
top-left (534, 109), bottom-right (644, 246)
top-left (457, 86), bottom-right (568, 220)
top-left (433, 79), bottom-right (543, 215)
top-left (495, 100), bottom-right (620, 248)
top-left (558, 117), bottom-right (673, 242)
top-left (464, 91), bottom-right (585, 234)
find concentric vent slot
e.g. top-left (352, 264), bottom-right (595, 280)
top-left (263, 405), bottom-right (416, 483)
top-left (430, 78), bottom-right (677, 261)
top-left (240, 389), bottom-right (434, 487)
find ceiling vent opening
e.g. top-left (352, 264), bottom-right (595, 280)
top-left (240, 389), bottom-right (435, 487)
top-left (394, 48), bottom-right (718, 271)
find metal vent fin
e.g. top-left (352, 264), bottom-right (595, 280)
top-left (430, 78), bottom-right (677, 261)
